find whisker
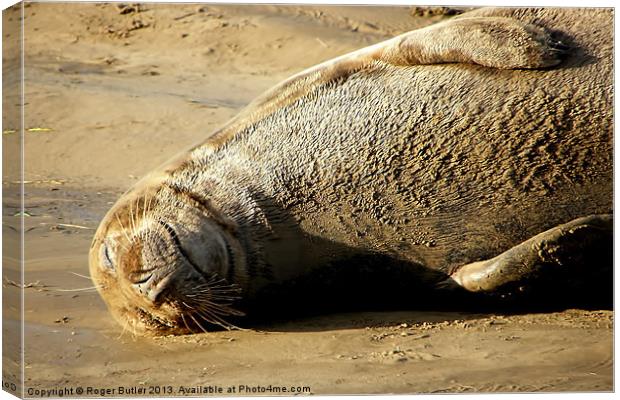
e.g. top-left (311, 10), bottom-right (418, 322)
top-left (130, 321), bottom-right (137, 341)
top-left (68, 271), bottom-right (92, 280)
top-left (129, 198), bottom-right (137, 237)
top-left (187, 291), bottom-right (241, 300)
top-left (193, 301), bottom-right (232, 314)
top-left (193, 281), bottom-right (242, 291)
top-left (117, 320), bottom-right (129, 340)
top-left (189, 296), bottom-right (241, 305)
top-left (44, 286), bottom-right (102, 292)
top-left (193, 309), bottom-right (226, 329)
top-left (145, 191), bottom-right (155, 223)
top-left (117, 241), bottom-right (129, 252)
top-left (196, 305), bottom-right (235, 323)
top-left (195, 309), bottom-right (244, 331)
top-left (134, 197), bottom-right (141, 235)
top-left (199, 284), bottom-right (242, 291)
top-left (142, 194), bottom-right (148, 226)
top-left (115, 213), bottom-right (132, 244)
top-left (197, 287), bottom-right (242, 297)
top-left (186, 287), bottom-right (242, 301)
top-left (180, 313), bottom-right (194, 335)
top-left (198, 301), bottom-right (245, 317)
top-left (188, 312), bottom-right (209, 334)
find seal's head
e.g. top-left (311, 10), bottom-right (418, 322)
top-left (89, 177), bottom-right (246, 336)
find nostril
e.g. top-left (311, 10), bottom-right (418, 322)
top-left (130, 273), bottom-right (153, 285)
top-left (130, 273), bottom-right (155, 298)
top-left (146, 274), bottom-right (174, 304)
top-left (131, 273), bottom-right (174, 304)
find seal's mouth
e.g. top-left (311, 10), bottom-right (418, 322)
top-left (127, 272), bottom-right (245, 335)
top-left (128, 221), bottom-right (245, 334)
top-left (135, 307), bottom-right (177, 331)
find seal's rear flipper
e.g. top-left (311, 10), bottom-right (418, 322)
top-left (376, 16), bottom-right (568, 69)
top-left (442, 215), bottom-right (612, 307)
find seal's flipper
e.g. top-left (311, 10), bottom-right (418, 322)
top-left (445, 215), bottom-right (612, 302)
top-left (202, 16), bottom-right (567, 150)
top-left (377, 16), bottom-right (567, 69)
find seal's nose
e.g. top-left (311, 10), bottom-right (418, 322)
top-left (123, 223), bottom-right (178, 304)
top-left (131, 272), bottom-right (174, 304)
top-left (129, 272), bottom-right (153, 296)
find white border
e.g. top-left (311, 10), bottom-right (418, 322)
top-left (0, 1), bottom-right (616, 400)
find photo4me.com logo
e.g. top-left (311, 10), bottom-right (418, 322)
top-left (241, 385), bottom-right (311, 394)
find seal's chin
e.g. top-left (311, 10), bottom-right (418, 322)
top-left (117, 272), bottom-right (245, 336)
top-left (128, 267), bottom-right (245, 335)
top-left (117, 278), bottom-right (243, 336)
top-left (120, 305), bottom-right (186, 336)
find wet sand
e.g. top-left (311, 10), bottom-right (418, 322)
top-left (2, 3), bottom-right (613, 395)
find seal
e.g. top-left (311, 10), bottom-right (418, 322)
top-left (89, 7), bottom-right (612, 336)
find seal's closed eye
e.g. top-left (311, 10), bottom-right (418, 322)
top-left (100, 243), bottom-right (115, 272)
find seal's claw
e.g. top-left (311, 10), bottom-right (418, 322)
top-left (434, 277), bottom-right (463, 292)
top-left (548, 38), bottom-right (570, 53)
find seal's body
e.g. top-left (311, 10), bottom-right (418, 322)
top-left (90, 7), bottom-right (612, 335)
